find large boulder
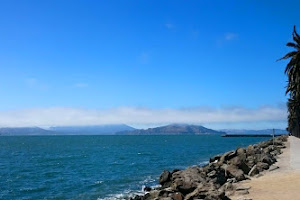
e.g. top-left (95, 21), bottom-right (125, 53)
top-left (158, 187), bottom-right (174, 197)
top-left (218, 151), bottom-right (236, 165)
top-left (246, 145), bottom-right (255, 156)
top-left (171, 192), bottom-right (183, 200)
top-left (171, 167), bottom-right (206, 194)
top-left (236, 148), bottom-right (246, 160)
top-left (248, 164), bottom-right (259, 176)
top-left (159, 170), bottom-right (171, 187)
top-left (207, 169), bottom-right (227, 187)
top-left (228, 156), bottom-right (250, 174)
top-left (225, 165), bottom-right (245, 181)
top-left (210, 155), bottom-right (222, 163)
top-left (260, 154), bottom-right (276, 165)
top-left (256, 162), bottom-right (270, 172)
top-left (246, 155), bottom-right (257, 168)
top-left (144, 190), bottom-right (159, 199)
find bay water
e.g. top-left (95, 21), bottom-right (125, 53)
top-left (0, 135), bottom-right (270, 200)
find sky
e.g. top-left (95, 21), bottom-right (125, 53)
top-left (0, 0), bottom-right (298, 129)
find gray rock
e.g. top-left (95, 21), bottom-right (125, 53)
top-left (236, 190), bottom-right (249, 195)
top-left (229, 156), bottom-right (250, 174)
top-left (248, 165), bottom-right (259, 177)
top-left (256, 162), bottom-right (269, 172)
top-left (218, 151), bottom-right (236, 164)
top-left (207, 170), bottom-right (217, 178)
top-left (269, 165), bottom-right (280, 171)
top-left (210, 155), bottom-right (222, 163)
top-left (146, 190), bottom-right (159, 199)
top-left (226, 165), bottom-right (245, 181)
top-left (261, 154), bottom-right (276, 165)
top-left (144, 186), bottom-right (152, 192)
top-left (159, 189), bottom-right (172, 197)
top-left (159, 170), bottom-right (171, 186)
top-left (159, 197), bottom-right (173, 200)
top-left (183, 182), bottom-right (225, 200)
top-left (246, 145), bottom-right (255, 156)
top-left (171, 192), bottom-right (184, 200)
top-left (171, 167), bottom-right (206, 194)
top-left (236, 186), bottom-right (251, 191)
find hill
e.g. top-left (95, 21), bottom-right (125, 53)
top-left (0, 127), bottom-right (54, 136)
top-left (0, 124), bottom-right (136, 135)
top-left (49, 124), bottom-right (135, 135)
top-left (117, 124), bottom-right (225, 135)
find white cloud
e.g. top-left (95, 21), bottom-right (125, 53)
top-left (0, 105), bottom-right (287, 129)
top-left (224, 33), bottom-right (238, 41)
top-left (74, 83), bottom-right (88, 88)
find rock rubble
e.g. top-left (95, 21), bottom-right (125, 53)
top-left (130, 135), bottom-right (287, 200)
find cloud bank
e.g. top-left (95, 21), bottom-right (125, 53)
top-left (0, 105), bottom-right (287, 128)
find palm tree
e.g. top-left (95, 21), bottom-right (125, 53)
top-left (279, 26), bottom-right (300, 137)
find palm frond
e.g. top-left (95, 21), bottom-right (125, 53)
top-left (293, 25), bottom-right (300, 44)
top-left (286, 42), bottom-right (299, 49)
top-left (277, 51), bottom-right (297, 61)
top-left (294, 26), bottom-right (300, 41)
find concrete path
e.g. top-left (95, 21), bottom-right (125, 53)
top-left (290, 136), bottom-right (300, 170)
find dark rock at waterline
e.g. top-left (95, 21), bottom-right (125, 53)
top-left (171, 169), bottom-right (180, 174)
top-left (144, 186), bottom-right (152, 192)
top-left (159, 170), bottom-right (171, 187)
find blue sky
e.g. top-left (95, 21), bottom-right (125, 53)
top-left (0, 0), bottom-right (298, 129)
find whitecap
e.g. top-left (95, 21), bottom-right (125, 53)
top-left (98, 189), bottom-right (144, 200)
top-left (94, 180), bottom-right (103, 185)
top-left (199, 160), bottom-right (209, 166)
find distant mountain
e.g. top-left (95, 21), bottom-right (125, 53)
top-left (220, 129), bottom-right (288, 135)
top-left (117, 124), bottom-right (225, 135)
top-left (0, 127), bottom-right (54, 136)
top-left (0, 124), bottom-right (136, 136)
top-left (49, 124), bottom-right (136, 135)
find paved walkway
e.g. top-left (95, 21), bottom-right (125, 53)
top-left (290, 136), bottom-right (300, 170)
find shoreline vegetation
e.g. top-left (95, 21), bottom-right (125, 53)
top-left (130, 135), bottom-right (288, 200)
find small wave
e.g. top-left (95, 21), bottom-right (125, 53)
top-left (98, 189), bottom-right (144, 200)
top-left (98, 176), bottom-right (158, 200)
top-left (139, 175), bottom-right (156, 185)
top-left (137, 152), bottom-right (152, 156)
top-left (20, 186), bottom-right (47, 193)
top-left (95, 180), bottom-right (103, 185)
top-left (199, 160), bottom-right (209, 166)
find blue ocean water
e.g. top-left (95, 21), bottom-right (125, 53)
top-left (0, 135), bottom-right (270, 200)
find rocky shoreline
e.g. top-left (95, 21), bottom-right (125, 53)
top-left (130, 135), bottom-right (288, 200)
